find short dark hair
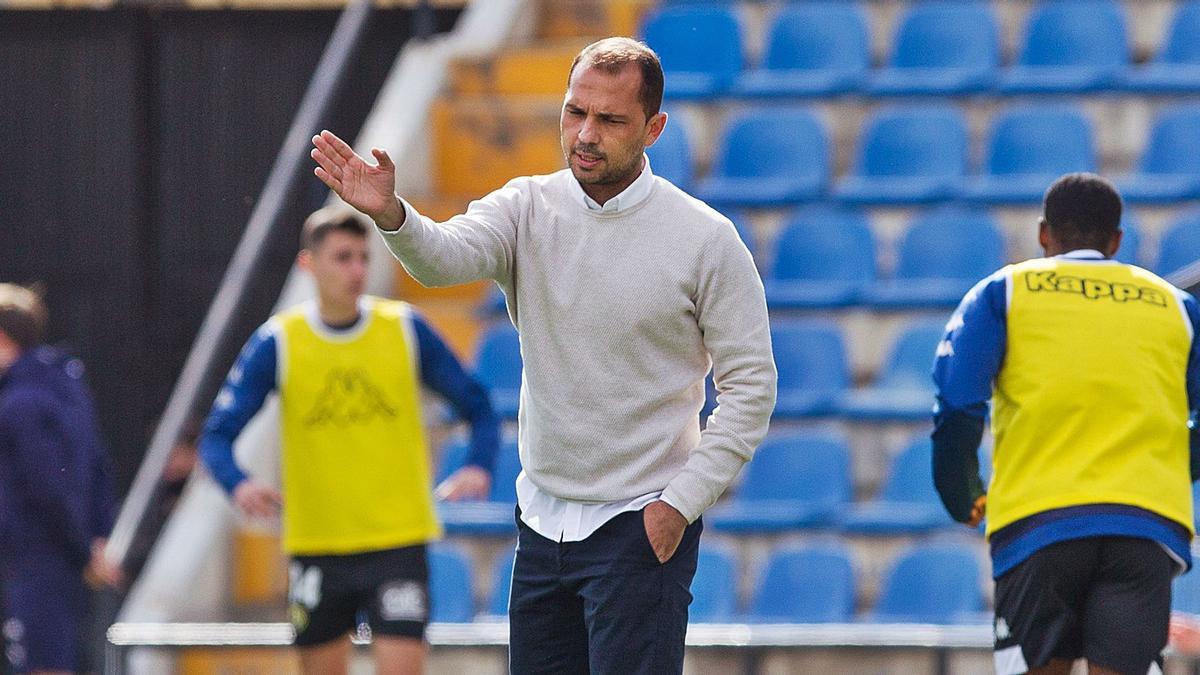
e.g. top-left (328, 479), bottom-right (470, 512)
top-left (1042, 172), bottom-right (1123, 251)
top-left (568, 37), bottom-right (664, 121)
top-left (301, 205), bottom-right (368, 251)
top-left (0, 284), bottom-right (47, 351)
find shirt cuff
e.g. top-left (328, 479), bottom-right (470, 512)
top-left (375, 196), bottom-right (420, 237)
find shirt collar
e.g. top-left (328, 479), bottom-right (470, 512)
top-left (1055, 249), bottom-right (1107, 260)
top-left (569, 154), bottom-right (655, 214)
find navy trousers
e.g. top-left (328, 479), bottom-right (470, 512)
top-left (508, 507), bottom-right (702, 675)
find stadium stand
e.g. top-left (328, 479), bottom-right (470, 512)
top-left (106, 0), bottom-right (1200, 672)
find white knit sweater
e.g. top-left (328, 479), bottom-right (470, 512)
top-left (379, 169), bottom-right (777, 522)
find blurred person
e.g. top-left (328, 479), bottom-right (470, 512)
top-left (933, 173), bottom-right (1200, 675)
top-left (311, 37), bottom-right (776, 674)
top-left (0, 284), bottom-right (122, 675)
top-left (199, 207), bottom-right (499, 675)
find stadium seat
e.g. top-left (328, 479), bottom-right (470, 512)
top-left (770, 320), bottom-right (850, 417)
top-left (746, 541), bottom-right (856, 623)
top-left (1114, 213), bottom-right (1142, 266)
top-left (706, 432), bottom-right (852, 532)
top-left (865, 208), bottom-right (1005, 309)
top-left (832, 105), bottom-right (968, 205)
top-left (690, 542), bottom-right (739, 622)
top-left (765, 206), bottom-right (876, 309)
top-left (646, 111), bottom-right (693, 192)
top-left (867, 3), bottom-right (1000, 96)
top-left (435, 437), bottom-right (471, 484)
top-left (428, 544), bottom-right (476, 622)
top-left (1000, 0), bottom-right (1129, 94)
top-left (732, 3), bottom-right (870, 97)
top-left (963, 104), bottom-right (1097, 204)
top-left (474, 322), bottom-right (521, 418)
top-left (870, 543), bottom-right (985, 623)
top-left (840, 437), bottom-right (959, 534)
top-left (484, 549), bottom-right (515, 619)
top-left (837, 319), bottom-right (946, 421)
top-left (641, 6), bottom-right (742, 98)
top-left (1154, 209), bottom-right (1200, 278)
top-left (1124, 1), bottom-right (1200, 93)
top-left (1117, 105), bottom-right (1200, 203)
top-left (692, 108), bottom-right (828, 207)
top-left (438, 437), bottom-right (521, 536)
top-left (1174, 564), bottom-right (1200, 615)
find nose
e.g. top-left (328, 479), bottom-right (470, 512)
top-left (577, 116), bottom-right (600, 145)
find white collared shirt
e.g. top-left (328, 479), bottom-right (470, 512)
top-left (517, 154), bottom-right (673, 543)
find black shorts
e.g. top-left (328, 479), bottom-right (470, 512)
top-left (993, 536), bottom-right (1175, 675)
top-left (288, 544), bottom-right (429, 647)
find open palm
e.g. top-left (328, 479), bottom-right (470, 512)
top-left (311, 129), bottom-right (399, 223)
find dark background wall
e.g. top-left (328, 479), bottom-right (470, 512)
top-left (0, 7), bottom-right (461, 491)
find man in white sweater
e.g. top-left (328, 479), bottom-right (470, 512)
top-left (311, 37), bottom-right (776, 674)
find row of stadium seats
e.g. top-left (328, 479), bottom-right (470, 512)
top-left (648, 102), bottom-right (1200, 205)
top-left (434, 431), bottom-right (977, 535)
top-left (644, 1), bottom-right (1200, 98)
top-left (467, 318), bottom-right (951, 422)
top-left (427, 539), bottom-right (989, 624)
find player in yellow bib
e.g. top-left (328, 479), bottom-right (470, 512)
top-left (933, 174), bottom-right (1200, 675)
top-left (199, 208), bottom-right (500, 675)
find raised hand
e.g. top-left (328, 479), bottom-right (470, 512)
top-left (233, 479), bottom-right (283, 520)
top-left (311, 130), bottom-right (404, 229)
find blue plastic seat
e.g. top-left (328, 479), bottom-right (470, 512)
top-left (870, 543), bottom-right (984, 623)
top-left (435, 437), bottom-right (471, 484)
top-left (765, 206), bottom-right (876, 309)
top-left (693, 108), bottom-right (828, 206)
top-left (428, 544), bottom-right (476, 623)
top-left (1124, 2), bottom-right (1200, 93)
top-left (642, 6), bottom-right (742, 98)
top-left (868, 3), bottom-right (1000, 96)
top-left (865, 208), bottom-right (1005, 309)
top-left (474, 322), bottom-right (521, 418)
top-left (484, 549), bottom-right (515, 619)
top-left (1173, 566), bottom-right (1200, 615)
top-left (690, 542), bottom-right (739, 622)
top-left (707, 432), bottom-right (852, 532)
top-left (732, 3), bottom-right (869, 97)
top-left (837, 319), bottom-right (946, 421)
top-left (1000, 1), bottom-right (1129, 94)
top-left (1154, 209), bottom-right (1200, 277)
top-left (840, 437), bottom-right (960, 534)
top-left (439, 438), bottom-right (521, 536)
top-left (1117, 106), bottom-right (1200, 203)
top-left (646, 112), bottom-right (693, 192)
top-left (964, 104), bottom-right (1097, 204)
top-left (833, 106), bottom-right (968, 205)
top-left (1113, 213), bottom-right (1142, 266)
top-left (770, 320), bottom-right (850, 417)
top-left (746, 542), bottom-right (856, 622)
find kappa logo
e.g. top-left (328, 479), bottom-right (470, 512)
top-left (379, 580), bottom-right (427, 622)
top-left (994, 616), bottom-right (1011, 641)
top-left (303, 367), bottom-right (397, 428)
top-left (1024, 271), bottom-right (1168, 307)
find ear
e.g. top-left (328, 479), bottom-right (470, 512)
top-left (297, 250), bottom-right (312, 272)
top-left (1107, 228), bottom-right (1124, 259)
top-left (643, 111), bottom-right (668, 149)
top-left (1037, 218), bottom-right (1051, 251)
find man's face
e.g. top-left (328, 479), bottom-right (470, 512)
top-left (560, 63), bottom-right (665, 191)
top-left (300, 230), bottom-right (368, 307)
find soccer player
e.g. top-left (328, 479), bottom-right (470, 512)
top-left (199, 208), bottom-right (500, 675)
top-left (933, 173), bottom-right (1200, 675)
top-left (311, 37), bottom-right (776, 674)
top-left (0, 283), bottom-right (122, 675)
